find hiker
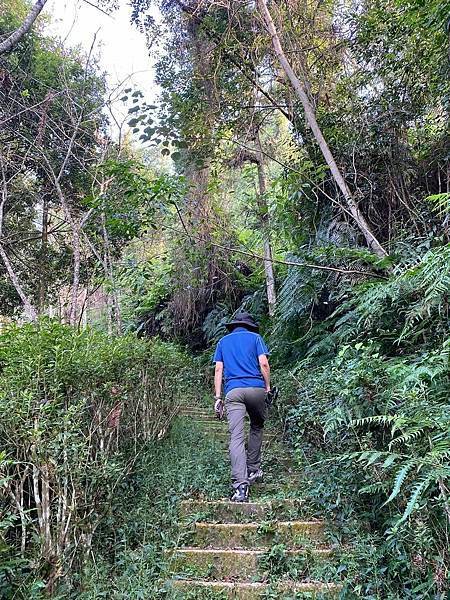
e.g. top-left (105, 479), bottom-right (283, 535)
top-left (213, 311), bottom-right (271, 503)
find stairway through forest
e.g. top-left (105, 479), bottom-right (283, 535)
top-left (166, 404), bottom-right (343, 598)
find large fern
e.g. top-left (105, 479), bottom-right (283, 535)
top-left (333, 244), bottom-right (450, 348)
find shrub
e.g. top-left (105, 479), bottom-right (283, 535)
top-left (0, 320), bottom-right (200, 597)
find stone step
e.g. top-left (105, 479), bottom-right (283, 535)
top-left (192, 520), bottom-right (326, 548)
top-left (196, 426), bottom-right (280, 437)
top-left (180, 499), bottom-right (305, 523)
top-left (211, 436), bottom-right (278, 445)
top-left (169, 579), bottom-right (341, 598)
top-left (181, 412), bottom-right (222, 420)
top-left (192, 419), bottom-right (228, 427)
top-left (170, 547), bottom-right (333, 579)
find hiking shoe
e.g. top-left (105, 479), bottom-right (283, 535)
top-left (230, 483), bottom-right (249, 503)
top-left (248, 469), bottom-right (264, 485)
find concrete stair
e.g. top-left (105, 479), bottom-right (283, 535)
top-left (191, 520), bottom-right (326, 548)
top-left (179, 498), bottom-right (305, 523)
top-left (171, 579), bottom-right (342, 598)
top-left (167, 405), bottom-right (342, 597)
top-left (171, 546), bottom-right (333, 579)
top-left (179, 407), bottom-right (278, 445)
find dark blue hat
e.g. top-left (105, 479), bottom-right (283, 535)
top-left (225, 311), bottom-right (259, 333)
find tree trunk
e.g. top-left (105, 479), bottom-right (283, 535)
top-left (168, 15), bottom-right (221, 338)
top-left (255, 133), bottom-right (277, 316)
top-left (48, 172), bottom-right (80, 327)
top-left (0, 0), bottom-right (48, 55)
top-left (38, 193), bottom-right (49, 313)
top-left (101, 212), bottom-right (122, 334)
top-left (257, 0), bottom-right (387, 258)
top-left (0, 158), bottom-right (37, 320)
top-left (69, 219), bottom-right (81, 327)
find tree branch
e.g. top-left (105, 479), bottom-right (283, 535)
top-left (256, 0), bottom-right (388, 258)
top-left (0, 0), bottom-right (48, 55)
top-left (170, 202), bottom-right (386, 278)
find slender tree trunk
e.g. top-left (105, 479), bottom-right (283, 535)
top-left (255, 132), bottom-right (277, 316)
top-left (101, 212), bottom-right (122, 334)
top-left (38, 193), bottom-right (49, 313)
top-left (0, 154), bottom-right (37, 320)
top-left (0, 0), bottom-right (48, 55)
top-left (257, 0), bottom-right (387, 258)
top-left (47, 171), bottom-right (80, 327)
top-left (69, 221), bottom-right (81, 327)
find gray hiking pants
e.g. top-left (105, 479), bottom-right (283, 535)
top-left (225, 387), bottom-right (267, 489)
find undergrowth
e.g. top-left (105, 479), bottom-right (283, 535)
top-left (73, 419), bottom-right (229, 599)
top-left (274, 245), bottom-right (450, 598)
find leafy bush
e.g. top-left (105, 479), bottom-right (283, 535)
top-left (275, 245), bottom-right (450, 597)
top-left (0, 320), bottom-right (200, 598)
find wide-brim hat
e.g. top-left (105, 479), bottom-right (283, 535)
top-left (225, 311), bottom-right (259, 333)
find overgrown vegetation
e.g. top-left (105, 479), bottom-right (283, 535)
top-left (0, 322), bottom-right (201, 597)
top-left (275, 252), bottom-right (450, 598)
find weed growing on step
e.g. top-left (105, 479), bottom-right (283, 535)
top-left (260, 543), bottom-right (291, 579)
top-left (167, 588), bottom-right (229, 600)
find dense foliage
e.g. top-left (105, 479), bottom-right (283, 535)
top-left (277, 260), bottom-right (449, 596)
top-left (0, 321), bottom-right (201, 597)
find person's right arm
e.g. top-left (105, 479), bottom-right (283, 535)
top-left (258, 354), bottom-right (271, 392)
top-left (214, 361), bottom-right (224, 398)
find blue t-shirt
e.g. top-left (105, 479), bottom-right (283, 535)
top-left (213, 327), bottom-right (270, 394)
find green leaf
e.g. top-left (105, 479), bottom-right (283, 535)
top-left (383, 461), bottom-right (416, 506)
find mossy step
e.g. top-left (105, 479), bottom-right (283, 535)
top-left (193, 420), bottom-right (275, 431)
top-left (169, 579), bottom-right (341, 598)
top-left (212, 431), bottom-right (278, 441)
top-left (192, 419), bottom-right (228, 428)
top-left (192, 520), bottom-right (326, 548)
top-left (180, 499), bottom-right (305, 523)
top-left (170, 547), bottom-right (333, 579)
top-left (181, 413), bottom-right (224, 420)
top-left (196, 428), bottom-right (278, 441)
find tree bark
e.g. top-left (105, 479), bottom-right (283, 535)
top-left (0, 154), bottom-right (37, 320)
top-left (0, 0), bottom-right (48, 55)
top-left (255, 133), bottom-right (277, 316)
top-left (257, 0), bottom-right (387, 258)
top-left (38, 193), bottom-right (49, 313)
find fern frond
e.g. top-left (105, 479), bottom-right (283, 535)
top-left (395, 477), bottom-right (432, 526)
top-left (383, 460), bottom-right (417, 506)
top-left (426, 192), bottom-right (450, 216)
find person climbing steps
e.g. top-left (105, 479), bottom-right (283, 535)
top-left (212, 311), bottom-right (271, 503)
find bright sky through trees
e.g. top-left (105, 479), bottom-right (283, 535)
top-left (44, 0), bottom-right (157, 140)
